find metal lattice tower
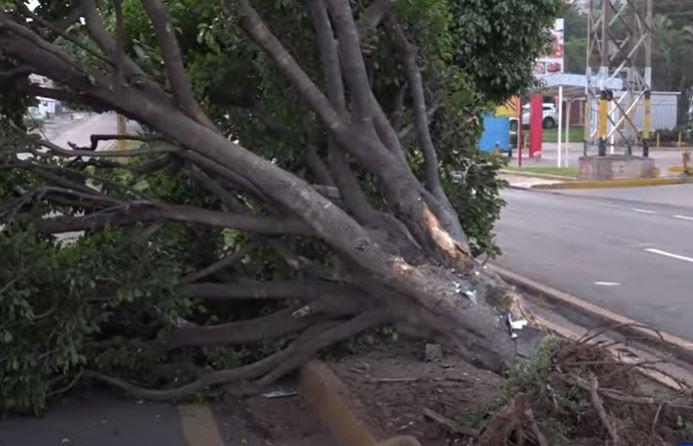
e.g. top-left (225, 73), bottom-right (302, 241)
top-left (584, 0), bottom-right (653, 155)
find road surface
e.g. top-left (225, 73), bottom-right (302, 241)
top-left (496, 185), bottom-right (693, 341)
top-left (48, 112), bottom-right (138, 150)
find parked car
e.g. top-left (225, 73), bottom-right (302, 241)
top-left (511, 103), bottom-right (557, 129)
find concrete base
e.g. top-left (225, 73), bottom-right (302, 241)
top-left (578, 155), bottom-right (656, 180)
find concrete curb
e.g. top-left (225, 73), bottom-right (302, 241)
top-left (299, 361), bottom-right (422, 446)
top-left (490, 264), bottom-right (693, 356)
top-left (533, 177), bottom-right (689, 190)
top-left (299, 361), bottom-right (379, 446)
top-left (177, 404), bottom-right (225, 446)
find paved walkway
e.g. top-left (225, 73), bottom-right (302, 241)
top-left (0, 392), bottom-right (187, 446)
top-left (0, 391), bottom-right (265, 446)
top-left (499, 173), bottom-right (563, 189)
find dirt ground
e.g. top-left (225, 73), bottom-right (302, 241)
top-left (217, 390), bottom-right (336, 446)
top-left (330, 341), bottom-right (501, 445)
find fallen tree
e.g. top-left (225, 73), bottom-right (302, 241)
top-left (0, 0), bottom-right (558, 411)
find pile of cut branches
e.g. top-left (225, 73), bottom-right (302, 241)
top-left (475, 338), bottom-right (693, 446)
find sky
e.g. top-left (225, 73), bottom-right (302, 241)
top-left (26, 0), bottom-right (39, 11)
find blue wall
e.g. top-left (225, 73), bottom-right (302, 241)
top-left (478, 114), bottom-right (510, 153)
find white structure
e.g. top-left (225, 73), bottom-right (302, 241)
top-left (587, 91), bottom-right (679, 133)
top-left (29, 97), bottom-right (61, 119)
top-left (26, 74), bottom-right (63, 119)
top-left (536, 72), bottom-right (623, 166)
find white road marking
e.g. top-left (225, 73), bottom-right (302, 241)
top-left (632, 208), bottom-right (656, 215)
top-left (594, 281), bottom-right (620, 287)
top-left (674, 214), bottom-right (693, 222)
top-left (645, 248), bottom-right (693, 264)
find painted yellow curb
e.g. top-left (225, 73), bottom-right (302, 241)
top-left (299, 361), bottom-right (379, 446)
top-left (533, 177), bottom-right (686, 190)
top-left (177, 404), bottom-right (225, 446)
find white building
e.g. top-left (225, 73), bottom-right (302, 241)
top-left (26, 74), bottom-right (63, 119)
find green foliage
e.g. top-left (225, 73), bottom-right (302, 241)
top-left (0, 226), bottom-right (196, 414)
top-left (502, 336), bottom-right (558, 400)
top-left (448, 0), bottom-right (561, 103)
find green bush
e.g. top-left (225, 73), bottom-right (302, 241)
top-left (0, 227), bottom-right (193, 414)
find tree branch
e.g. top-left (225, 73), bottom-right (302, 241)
top-left (186, 164), bottom-right (247, 213)
top-left (325, 0), bottom-right (373, 123)
top-left (168, 309), bottom-right (318, 348)
top-left (385, 16), bottom-right (444, 200)
top-left (310, 0), bottom-right (380, 224)
top-left (304, 146), bottom-right (335, 186)
top-left (69, 134), bottom-right (165, 152)
top-left (35, 202), bottom-right (312, 236)
top-left (256, 310), bottom-right (387, 386)
top-left (37, 139), bottom-right (178, 158)
top-left (178, 279), bottom-right (343, 301)
top-left (180, 242), bottom-right (259, 284)
top-left (79, 0), bottom-right (165, 98)
top-left (140, 0), bottom-right (213, 127)
top-left (20, 83), bottom-right (112, 112)
top-left (232, 0), bottom-right (346, 134)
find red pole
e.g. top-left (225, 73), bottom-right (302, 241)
top-left (529, 95), bottom-right (543, 158)
top-left (518, 97), bottom-right (523, 167)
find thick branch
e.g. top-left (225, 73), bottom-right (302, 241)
top-left (233, 0), bottom-right (346, 134)
top-left (38, 139), bottom-right (178, 158)
top-left (178, 279), bottom-right (343, 301)
top-left (326, 0), bottom-right (373, 123)
top-left (168, 309), bottom-right (316, 348)
top-left (79, 0), bottom-right (165, 98)
top-left (69, 134), bottom-right (164, 152)
top-left (256, 310), bottom-right (387, 386)
top-left (180, 242), bottom-right (259, 284)
top-left (304, 146), bottom-right (334, 186)
top-left (140, 0), bottom-right (213, 127)
top-left (385, 17), bottom-right (444, 200)
top-left (35, 202), bottom-right (312, 236)
top-left (310, 0), bottom-right (380, 224)
top-left (86, 310), bottom-right (383, 401)
top-left (186, 164), bottom-right (246, 213)
top-left (20, 84), bottom-right (111, 112)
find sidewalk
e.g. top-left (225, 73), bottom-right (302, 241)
top-left (499, 172), bottom-right (565, 189)
top-left (0, 391), bottom-right (187, 446)
top-left (0, 389), bottom-right (266, 446)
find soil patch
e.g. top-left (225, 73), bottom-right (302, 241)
top-left (330, 341), bottom-right (500, 445)
top-left (216, 390), bottom-right (335, 446)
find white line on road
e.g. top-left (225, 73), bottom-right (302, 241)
top-left (674, 214), bottom-right (693, 222)
top-left (632, 208), bottom-right (656, 215)
top-left (645, 248), bottom-right (693, 264)
top-left (594, 281), bottom-right (620, 286)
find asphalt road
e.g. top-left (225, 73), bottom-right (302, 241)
top-left (495, 185), bottom-right (693, 341)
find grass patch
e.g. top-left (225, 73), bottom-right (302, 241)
top-left (542, 125), bottom-right (584, 143)
top-left (504, 166), bottom-right (579, 178)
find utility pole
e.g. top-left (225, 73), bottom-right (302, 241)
top-left (117, 114), bottom-right (127, 151)
top-left (585, 0), bottom-right (654, 157)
